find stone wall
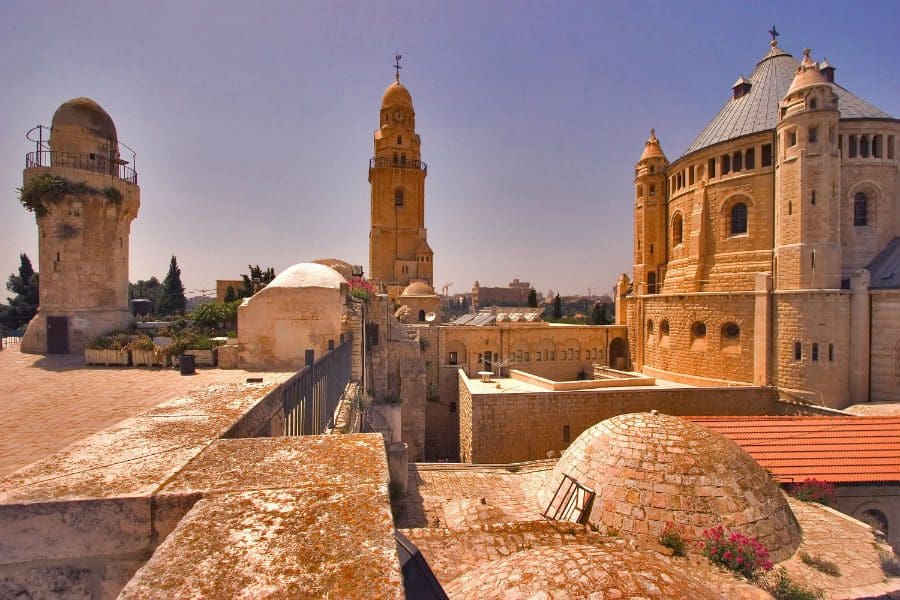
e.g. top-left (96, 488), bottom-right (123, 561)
top-left (871, 291), bottom-right (900, 402)
top-left (458, 381), bottom-right (777, 463)
top-left (366, 295), bottom-right (427, 461)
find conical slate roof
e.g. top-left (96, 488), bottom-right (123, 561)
top-left (683, 45), bottom-right (893, 157)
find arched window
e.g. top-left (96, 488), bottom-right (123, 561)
top-left (854, 192), bottom-right (868, 226)
top-left (722, 154), bottom-right (731, 174)
top-left (730, 203), bottom-right (748, 235)
top-left (647, 272), bottom-right (657, 294)
top-left (394, 188), bottom-right (404, 207)
top-left (812, 343), bottom-right (819, 362)
top-left (849, 135), bottom-right (858, 158)
top-left (397, 135), bottom-right (402, 145)
top-left (733, 151), bottom-right (743, 172)
top-left (646, 319), bottom-right (654, 335)
top-left (828, 343), bottom-right (834, 362)
top-left (794, 342), bottom-right (802, 361)
top-left (418, 309), bottom-right (426, 322)
top-left (860, 135), bottom-right (870, 158)
top-left (660, 320), bottom-right (670, 336)
top-left (672, 213), bottom-right (683, 246)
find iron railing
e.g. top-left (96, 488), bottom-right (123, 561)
top-left (283, 334), bottom-right (353, 436)
top-left (26, 150), bottom-right (138, 184)
top-left (369, 156), bottom-right (427, 173)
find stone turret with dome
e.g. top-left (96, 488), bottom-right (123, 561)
top-left (19, 97), bottom-right (140, 355)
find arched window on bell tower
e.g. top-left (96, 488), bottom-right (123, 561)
top-left (395, 188), bottom-right (404, 207)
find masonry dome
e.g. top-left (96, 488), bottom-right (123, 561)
top-left (51, 97), bottom-right (117, 141)
top-left (443, 544), bottom-right (722, 599)
top-left (382, 81), bottom-right (413, 108)
top-left (401, 281), bottom-right (435, 297)
top-left (266, 263), bottom-right (347, 290)
top-left (538, 412), bottom-right (801, 560)
top-left (311, 258), bottom-right (354, 281)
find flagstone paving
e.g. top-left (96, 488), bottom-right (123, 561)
top-left (0, 346), bottom-right (280, 477)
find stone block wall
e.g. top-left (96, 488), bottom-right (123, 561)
top-left (458, 382), bottom-right (777, 464)
top-left (871, 291), bottom-right (900, 402)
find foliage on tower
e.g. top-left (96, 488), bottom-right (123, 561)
top-left (158, 256), bottom-right (187, 316)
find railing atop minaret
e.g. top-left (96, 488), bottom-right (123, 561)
top-left (369, 156), bottom-right (427, 174)
top-left (25, 151), bottom-right (138, 184)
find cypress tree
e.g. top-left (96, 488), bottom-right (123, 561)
top-left (158, 255), bottom-right (186, 316)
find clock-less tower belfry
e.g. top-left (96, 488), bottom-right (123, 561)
top-left (368, 55), bottom-right (434, 301)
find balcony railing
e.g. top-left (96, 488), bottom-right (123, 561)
top-left (369, 156), bottom-right (427, 173)
top-left (283, 334), bottom-right (353, 436)
top-left (26, 150), bottom-right (138, 184)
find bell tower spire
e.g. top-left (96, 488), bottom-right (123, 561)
top-left (368, 59), bottom-right (433, 300)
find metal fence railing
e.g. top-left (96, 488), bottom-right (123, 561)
top-left (0, 326), bottom-right (25, 350)
top-left (283, 334), bottom-right (353, 436)
top-left (26, 150), bottom-right (138, 184)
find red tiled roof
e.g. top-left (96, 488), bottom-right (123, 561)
top-left (685, 416), bottom-right (900, 484)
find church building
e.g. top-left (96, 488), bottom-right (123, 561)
top-left (627, 34), bottom-right (899, 408)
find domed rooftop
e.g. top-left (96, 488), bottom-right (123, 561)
top-left (538, 412), bottom-right (801, 560)
top-left (51, 97), bottom-right (117, 141)
top-left (311, 258), bottom-right (353, 280)
top-left (382, 80), bottom-right (413, 108)
top-left (786, 48), bottom-right (828, 96)
top-left (401, 281), bottom-right (435, 297)
top-left (639, 128), bottom-right (666, 161)
top-left (443, 544), bottom-right (722, 599)
top-left (682, 42), bottom-right (893, 157)
top-left (266, 263), bottom-right (347, 290)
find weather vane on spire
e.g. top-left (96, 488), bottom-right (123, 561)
top-left (768, 25), bottom-right (779, 46)
top-left (394, 53), bottom-right (402, 82)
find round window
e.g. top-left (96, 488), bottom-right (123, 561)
top-left (723, 323), bottom-right (740, 339)
top-left (693, 322), bottom-right (707, 338)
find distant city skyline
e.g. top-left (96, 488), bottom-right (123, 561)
top-left (2, 1), bottom-right (899, 299)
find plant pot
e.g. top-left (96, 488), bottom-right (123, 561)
top-left (131, 348), bottom-right (164, 367)
top-left (184, 349), bottom-right (215, 367)
top-left (85, 348), bottom-right (130, 366)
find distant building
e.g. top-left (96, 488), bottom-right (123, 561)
top-left (471, 279), bottom-right (532, 308)
top-left (215, 279), bottom-right (243, 302)
top-left (627, 37), bottom-right (900, 408)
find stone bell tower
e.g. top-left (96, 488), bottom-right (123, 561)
top-left (368, 56), bottom-right (433, 300)
top-left (20, 97), bottom-right (140, 354)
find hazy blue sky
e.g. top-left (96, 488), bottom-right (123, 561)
top-left (2, 1), bottom-right (899, 299)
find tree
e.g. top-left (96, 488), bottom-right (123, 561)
top-left (240, 264), bottom-right (277, 297)
top-left (157, 256), bottom-right (186, 316)
top-left (552, 293), bottom-right (562, 320)
top-left (2, 254), bottom-right (39, 329)
top-left (129, 276), bottom-right (162, 312)
top-left (224, 285), bottom-right (237, 303)
top-left (527, 288), bottom-right (537, 308)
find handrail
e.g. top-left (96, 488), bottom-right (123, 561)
top-left (25, 150), bottom-right (137, 184)
top-left (282, 334), bottom-right (354, 436)
top-left (369, 156), bottom-right (428, 173)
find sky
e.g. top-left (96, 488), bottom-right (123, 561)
top-left (1, 1), bottom-right (899, 300)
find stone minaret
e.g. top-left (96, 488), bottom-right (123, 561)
top-left (368, 59), bottom-right (433, 300)
top-left (20, 98), bottom-right (140, 354)
top-left (633, 129), bottom-right (669, 294)
top-left (775, 49), bottom-right (842, 290)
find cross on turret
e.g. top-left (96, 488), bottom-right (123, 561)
top-left (394, 53), bottom-right (402, 82)
top-left (768, 25), bottom-right (779, 46)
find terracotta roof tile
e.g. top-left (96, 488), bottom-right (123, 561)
top-left (685, 416), bottom-right (900, 484)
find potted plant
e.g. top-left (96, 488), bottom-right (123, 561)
top-left (85, 333), bottom-right (131, 365)
top-left (129, 335), bottom-right (164, 367)
top-left (166, 329), bottom-right (224, 367)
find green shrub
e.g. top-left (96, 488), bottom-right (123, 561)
top-left (764, 567), bottom-right (824, 600)
top-left (18, 174), bottom-right (122, 217)
top-left (87, 332), bottom-right (132, 350)
top-left (799, 551), bottom-right (841, 577)
top-left (659, 521), bottom-right (691, 557)
top-left (127, 335), bottom-right (157, 352)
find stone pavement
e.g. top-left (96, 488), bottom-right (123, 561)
top-left (0, 346), bottom-right (273, 477)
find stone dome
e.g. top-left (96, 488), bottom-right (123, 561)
top-left (443, 544), bottom-right (722, 599)
top-left (786, 48), bottom-right (828, 97)
top-left (382, 81), bottom-right (413, 108)
top-left (51, 97), bottom-right (117, 141)
top-left (311, 258), bottom-right (353, 280)
top-left (639, 128), bottom-right (666, 161)
top-left (266, 263), bottom-right (347, 290)
top-left (401, 281), bottom-right (435, 297)
top-left (538, 412), bottom-right (801, 561)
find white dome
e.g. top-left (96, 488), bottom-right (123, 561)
top-left (266, 263), bottom-right (347, 290)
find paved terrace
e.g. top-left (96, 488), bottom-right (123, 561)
top-left (0, 346), bottom-right (272, 477)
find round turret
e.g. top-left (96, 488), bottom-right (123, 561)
top-left (51, 97), bottom-right (118, 142)
top-left (638, 128), bottom-right (666, 162)
top-left (785, 48), bottom-right (828, 97)
top-left (538, 412), bottom-right (801, 560)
